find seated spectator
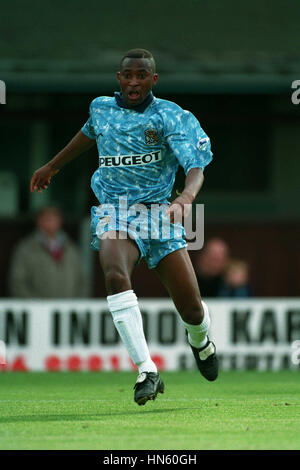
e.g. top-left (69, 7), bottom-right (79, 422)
top-left (9, 205), bottom-right (88, 298)
top-left (218, 259), bottom-right (252, 298)
top-left (194, 238), bottom-right (230, 297)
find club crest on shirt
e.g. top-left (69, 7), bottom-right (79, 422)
top-left (144, 128), bottom-right (159, 145)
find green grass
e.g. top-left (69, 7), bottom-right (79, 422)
top-left (0, 371), bottom-right (299, 450)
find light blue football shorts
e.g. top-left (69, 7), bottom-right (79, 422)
top-left (90, 202), bottom-right (187, 269)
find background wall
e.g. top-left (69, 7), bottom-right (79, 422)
top-left (0, 0), bottom-right (299, 297)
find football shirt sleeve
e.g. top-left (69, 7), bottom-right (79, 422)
top-left (81, 104), bottom-right (97, 140)
top-left (165, 110), bottom-right (213, 174)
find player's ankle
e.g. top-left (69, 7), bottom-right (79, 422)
top-left (188, 333), bottom-right (208, 349)
top-left (137, 358), bottom-right (157, 374)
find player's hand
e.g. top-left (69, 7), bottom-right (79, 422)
top-left (30, 164), bottom-right (59, 193)
top-left (166, 193), bottom-right (193, 224)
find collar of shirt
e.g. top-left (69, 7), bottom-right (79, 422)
top-left (114, 91), bottom-right (154, 113)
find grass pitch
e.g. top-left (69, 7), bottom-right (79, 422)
top-left (0, 371), bottom-right (299, 450)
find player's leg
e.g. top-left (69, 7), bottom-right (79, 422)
top-left (99, 231), bottom-right (155, 371)
top-left (154, 247), bottom-right (209, 341)
top-left (99, 230), bottom-right (139, 295)
top-left (99, 231), bottom-right (164, 404)
top-left (154, 247), bottom-right (218, 381)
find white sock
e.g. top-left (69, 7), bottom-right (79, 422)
top-left (107, 290), bottom-right (157, 374)
top-left (182, 301), bottom-right (211, 349)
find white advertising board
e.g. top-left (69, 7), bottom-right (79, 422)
top-left (0, 299), bottom-right (299, 371)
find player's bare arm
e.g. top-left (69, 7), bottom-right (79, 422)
top-left (166, 167), bottom-right (204, 223)
top-left (30, 130), bottom-right (95, 193)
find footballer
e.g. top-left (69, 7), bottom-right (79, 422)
top-left (30, 49), bottom-right (218, 406)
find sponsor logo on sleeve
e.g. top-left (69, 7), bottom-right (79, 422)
top-left (197, 137), bottom-right (209, 151)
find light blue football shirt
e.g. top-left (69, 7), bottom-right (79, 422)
top-left (81, 93), bottom-right (213, 206)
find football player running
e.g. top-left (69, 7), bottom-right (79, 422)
top-left (30, 49), bottom-right (218, 406)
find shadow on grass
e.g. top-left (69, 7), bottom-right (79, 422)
top-left (0, 407), bottom-right (199, 424)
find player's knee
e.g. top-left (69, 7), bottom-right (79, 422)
top-left (104, 268), bottom-right (131, 295)
top-left (179, 302), bottom-right (204, 325)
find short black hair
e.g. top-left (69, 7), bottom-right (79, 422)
top-left (120, 48), bottom-right (156, 72)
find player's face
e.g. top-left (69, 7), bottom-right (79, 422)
top-left (117, 58), bottom-right (158, 107)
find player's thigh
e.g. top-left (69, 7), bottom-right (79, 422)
top-left (99, 230), bottom-right (140, 277)
top-left (154, 247), bottom-right (202, 314)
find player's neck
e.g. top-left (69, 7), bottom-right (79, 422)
top-left (115, 91), bottom-right (154, 113)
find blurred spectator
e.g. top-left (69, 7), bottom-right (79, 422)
top-left (218, 259), bottom-right (252, 298)
top-left (9, 206), bottom-right (88, 298)
top-left (194, 238), bottom-right (230, 297)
